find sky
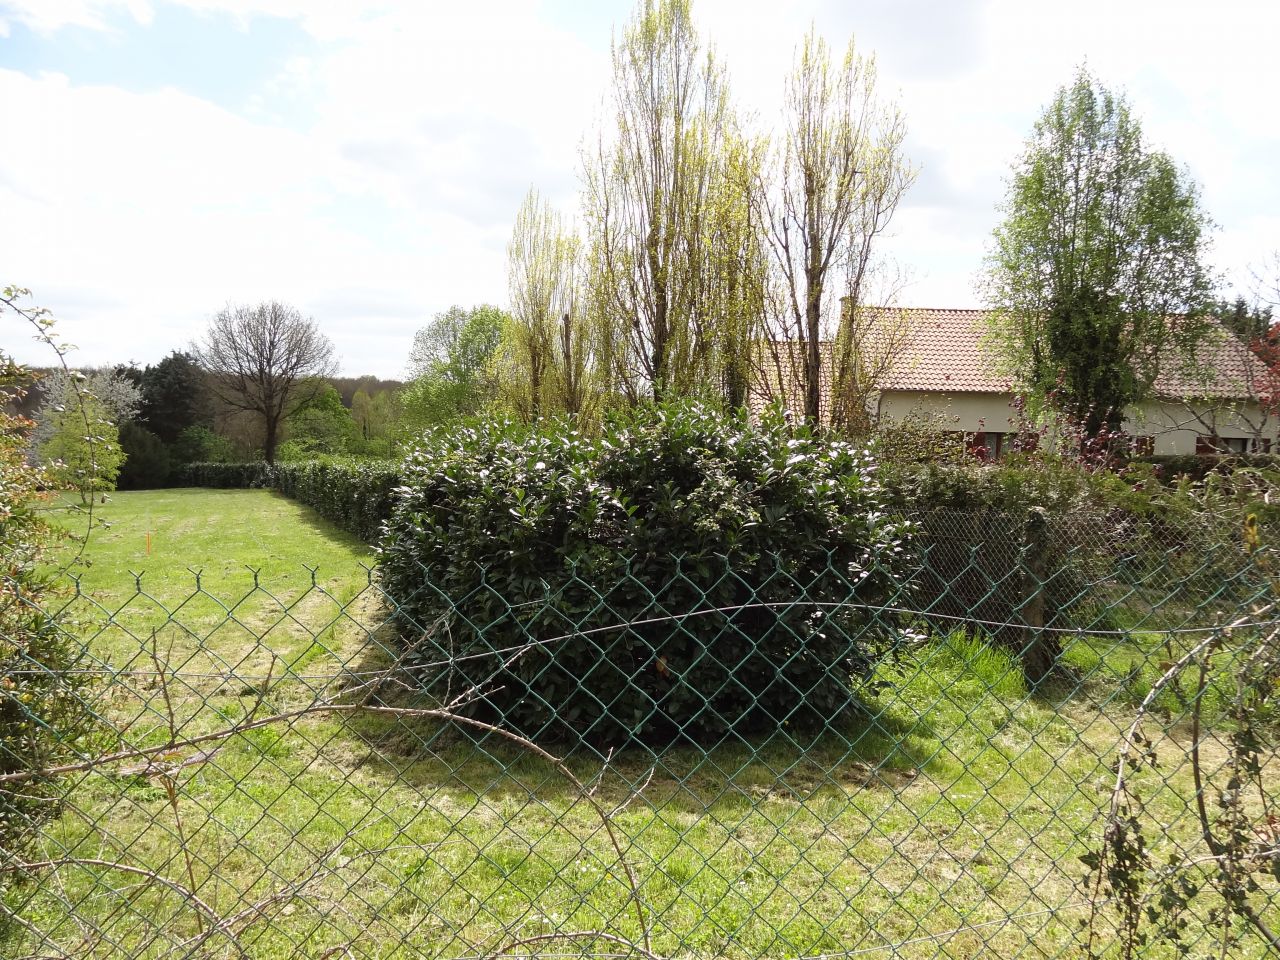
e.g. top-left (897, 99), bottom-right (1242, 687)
top-left (1, 0), bottom-right (1277, 379)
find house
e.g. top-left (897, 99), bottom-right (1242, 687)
top-left (753, 307), bottom-right (1280, 456)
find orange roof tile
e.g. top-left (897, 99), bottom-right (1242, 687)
top-left (859, 307), bottom-right (1266, 399)
top-left (749, 307), bottom-right (1272, 420)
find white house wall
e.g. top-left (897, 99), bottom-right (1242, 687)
top-left (877, 390), bottom-right (1279, 455)
top-left (876, 391), bottom-right (1022, 435)
top-left (1129, 399), bottom-right (1277, 454)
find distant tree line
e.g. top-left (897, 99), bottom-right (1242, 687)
top-left (17, 302), bottom-right (404, 492)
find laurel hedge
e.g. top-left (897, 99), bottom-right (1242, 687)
top-left (176, 459), bottom-right (400, 542)
top-left (271, 460), bottom-right (401, 543)
top-left (377, 403), bottom-right (914, 745)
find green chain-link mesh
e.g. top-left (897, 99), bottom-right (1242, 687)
top-left (1, 507), bottom-right (1277, 958)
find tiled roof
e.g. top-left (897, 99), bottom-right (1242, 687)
top-left (879, 307), bottom-right (1267, 400)
top-left (749, 307), bottom-right (1272, 421)
top-left (880, 308), bottom-right (1010, 393)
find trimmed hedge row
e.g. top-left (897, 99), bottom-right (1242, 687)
top-left (178, 461), bottom-right (271, 488)
top-left (1135, 453), bottom-right (1280, 483)
top-left (176, 459), bottom-right (400, 542)
top-left (272, 460), bottom-right (402, 543)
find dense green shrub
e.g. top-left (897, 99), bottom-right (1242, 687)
top-left (379, 403), bottom-right (913, 746)
top-left (271, 459), bottom-right (401, 543)
top-left (177, 458), bottom-right (400, 542)
top-left (177, 461), bottom-right (272, 488)
top-left (117, 421), bottom-right (171, 489)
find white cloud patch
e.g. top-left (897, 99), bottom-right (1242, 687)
top-left (2, 0), bottom-right (1278, 376)
top-left (0, 0), bottom-right (151, 35)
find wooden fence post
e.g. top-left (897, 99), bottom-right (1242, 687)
top-left (1020, 507), bottom-right (1058, 685)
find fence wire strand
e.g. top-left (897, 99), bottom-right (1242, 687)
top-left (1, 506), bottom-right (1278, 959)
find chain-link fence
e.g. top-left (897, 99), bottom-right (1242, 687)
top-left (2, 509), bottom-right (1278, 958)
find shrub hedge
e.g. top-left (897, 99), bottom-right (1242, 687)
top-left (176, 458), bottom-right (400, 542)
top-left (271, 459), bottom-right (402, 543)
top-left (1135, 453), bottom-right (1280, 483)
top-left (178, 461), bottom-right (272, 489)
top-left (378, 403), bottom-right (914, 745)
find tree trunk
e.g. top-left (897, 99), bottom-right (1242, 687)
top-left (264, 416), bottom-right (279, 464)
top-left (561, 312), bottom-right (579, 415)
top-left (804, 286), bottom-right (823, 426)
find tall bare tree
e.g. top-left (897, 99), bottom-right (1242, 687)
top-left (701, 130), bottom-right (768, 409)
top-left (195, 301), bottom-right (336, 462)
top-left (760, 30), bottom-right (914, 428)
top-left (506, 189), bottom-right (596, 419)
top-left (583, 0), bottom-right (741, 402)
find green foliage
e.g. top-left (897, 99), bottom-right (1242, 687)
top-left (1136, 452), bottom-right (1280, 484)
top-left (402, 305), bottom-right (506, 429)
top-left (0, 336), bottom-right (93, 922)
top-left (177, 461), bottom-right (271, 489)
top-left (379, 402), bottom-right (913, 745)
top-left (1209, 295), bottom-right (1272, 344)
top-left (984, 67), bottom-right (1214, 437)
top-left (139, 351), bottom-right (208, 444)
top-left (270, 459), bottom-right (402, 543)
top-left (880, 459), bottom-right (1111, 649)
top-left (116, 421), bottom-right (172, 490)
top-left (879, 457), bottom-right (1095, 517)
top-left (504, 189), bottom-right (599, 420)
top-left (40, 393), bottom-right (125, 504)
top-left (170, 424), bottom-right (235, 465)
top-left (177, 458), bottom-right (399, 542)
top-left (872, 409), bottom-right (973, 467)
top-left (280, 381), bottom-right (359, 459)
top-left (350, 388), bottom-right (400, 456)
top-left (879, 456), bottom-right (1272, 655)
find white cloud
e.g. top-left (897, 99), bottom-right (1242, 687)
top-left (0, 0), bottom-right (153, 34)
top-left (2, 0), bottom-right (1278, 377)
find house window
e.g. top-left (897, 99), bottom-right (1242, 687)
top-left (1195, 435), bottom-right (1222, 455)
top-left (965, 431), bottom-right (1008, 461)
top-left (1197, 435), bottom-right (1256, 455)
top-left (1127, 435), bottom-right (1154, 457)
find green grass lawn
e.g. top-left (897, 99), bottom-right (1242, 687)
top-left (42, 488), bottom-right (382, 697)
top-left (45, 486), bottom-right (374, 617)
top-left (10, 488), bottom-right (1277, 959)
